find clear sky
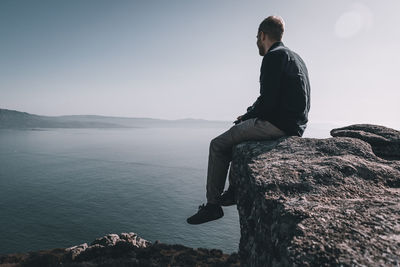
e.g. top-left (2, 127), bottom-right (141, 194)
top-left (1, 0), bottom-right (399, 128)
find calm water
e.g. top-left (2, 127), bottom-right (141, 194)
top-left (0, 124), bottom-right (332, 254)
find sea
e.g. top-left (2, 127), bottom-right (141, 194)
top-left (0, 123), bottom-right (333, 255)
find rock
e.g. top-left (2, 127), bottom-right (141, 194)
top-left (120, 232), bottom-right (151, 248)
top-left (66, 232), bottom-right (151, 261)
top-left (230, 124), bottom-right (400, 266)
top-left (65, 243), bottom-right (87, 260)
top-left (1, 233), bottom-right (240, 266)
top-left (330, 124), bottom-right (400, 160)
top-left (91, 233), bottom-right (120, 247)
top-left (89, 232), bottom-right (150, 248)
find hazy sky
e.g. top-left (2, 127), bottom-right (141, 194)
top-left (1, 0), bottom-right (399, 128)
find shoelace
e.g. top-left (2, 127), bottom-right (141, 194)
top-left (198, 204), bottom-right (206, 210)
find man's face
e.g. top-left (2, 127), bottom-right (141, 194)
top-left (256, 31), bottom-right (265, 56)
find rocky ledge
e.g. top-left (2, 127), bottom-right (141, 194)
top-left (230, 124), bottom-right (400, 266)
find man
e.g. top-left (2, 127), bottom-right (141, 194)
top-left (187, 15), bottom-right (310, 225)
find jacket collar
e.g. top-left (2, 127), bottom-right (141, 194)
top-left (268, 41), bottom-right (284, 53)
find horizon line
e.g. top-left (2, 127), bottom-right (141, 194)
top-left (1, 107), bottom-right (398, 129)
top-left (0, 108), bottom-right (231, 122)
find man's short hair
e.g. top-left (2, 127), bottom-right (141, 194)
top-left (258, 16), bottom-right (285, 41)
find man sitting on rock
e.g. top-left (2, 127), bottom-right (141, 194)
top-left (187, 15), bottom-right (311, 225)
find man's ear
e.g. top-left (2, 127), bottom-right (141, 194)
top-left (261, 31), bottom-right (267, 41)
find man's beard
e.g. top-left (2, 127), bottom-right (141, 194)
top-left (258, 46), bottom-right (265, 56)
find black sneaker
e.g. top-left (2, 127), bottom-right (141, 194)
top-left (186, 203), bottom-right (224, 225)
top-left (218, 186), bottom-right (236, 206)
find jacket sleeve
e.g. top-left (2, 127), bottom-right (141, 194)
top-left (241, 52), bottom-right (284, 121)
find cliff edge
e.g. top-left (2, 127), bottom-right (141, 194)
top-left (231, 124), bottom-right (400, 266)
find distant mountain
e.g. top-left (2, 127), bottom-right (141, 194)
top-left (0, 109), bottom-right (231, 129)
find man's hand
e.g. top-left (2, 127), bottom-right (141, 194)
top-left (233, 115), bottom-right (244, 125)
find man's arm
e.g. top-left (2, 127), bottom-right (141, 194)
top-left (239, 51), bottom-right (285, 122)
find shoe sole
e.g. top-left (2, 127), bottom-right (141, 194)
top-left (187, 212), bottom-right (224, 225)
top-left (221, 201), bottom-right (236, 206)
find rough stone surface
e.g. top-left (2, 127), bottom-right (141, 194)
top-left (230, 124), bottom-right (400, 267)
top-left (65, 232), bottom-right (151, 261)
top-left (65, 243), bottom-right (88, 260)
top-left (89, 232), bottom-right (150, 248)
top-left (331, 124), bottom-right (400, 160)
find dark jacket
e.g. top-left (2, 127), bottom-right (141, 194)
top-left (241, 42), bottom-right (310, 136)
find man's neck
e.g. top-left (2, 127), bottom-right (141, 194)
top-left (264, 41), bottom-right (281, 55)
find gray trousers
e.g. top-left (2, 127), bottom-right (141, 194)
top-left (206, 118), bottom-right (286, 204)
